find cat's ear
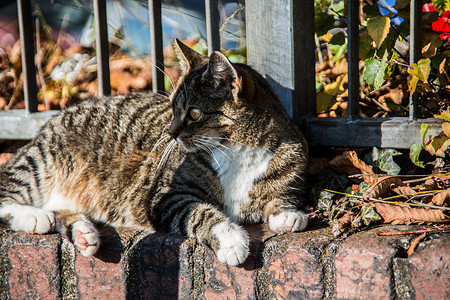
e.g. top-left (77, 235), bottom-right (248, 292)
top-left (174, 39), bottom-right (207, 73)
top-left (204, 51), bottom-right (242, 95)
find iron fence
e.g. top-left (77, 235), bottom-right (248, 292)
top-left (0, 0), bottom-right (444, 148)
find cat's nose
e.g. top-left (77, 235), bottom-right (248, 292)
top-left (168, 130), bottom-right (178, 139)
top-left (168, 121), bottom-right (180, 139)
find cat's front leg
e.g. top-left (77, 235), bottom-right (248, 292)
top-left (264, 200), bottom-right (309, 234)
top-left (54, 210), bottom-right (100, 257)
top-left (187, 203), bottom-right (249, 266)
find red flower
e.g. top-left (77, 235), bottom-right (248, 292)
top-left (422, 2), bottom-right (436, 12)
top-left (432, 10), bottom-right (450, 40)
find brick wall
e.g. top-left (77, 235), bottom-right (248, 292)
top-left (0, 224), bottom-right (448, 299)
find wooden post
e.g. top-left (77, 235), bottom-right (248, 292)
top-left (246, 0), bottom-right (315, 124)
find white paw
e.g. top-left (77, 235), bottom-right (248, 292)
top-left (0, 204), bottom-right (55, 234)
top-left (72, 220), bottom-right (100, 257)
top-left (211, 221), bottom-right (249, 266)
top-left (268, 210), bottom-right (308, 233)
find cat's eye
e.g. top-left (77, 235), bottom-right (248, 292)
top-left (188, 108), bottom-right (202, 121)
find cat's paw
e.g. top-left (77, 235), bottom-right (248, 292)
top-left (268, 210), bottom-right (308, 233)
top-left (6, 205), bottom-right (56, 234)
top-left (211, 221), bottom-right (249, 266)
top-left (72, 220), bottom-right (100, 257)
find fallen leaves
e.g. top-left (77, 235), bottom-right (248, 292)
top-left (372, 202), bottom-right (449, 225)
top-left (311, 148), bottom-right (450, 238)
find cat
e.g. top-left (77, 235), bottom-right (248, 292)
top-left (0, 40), bottom-right (309, 266)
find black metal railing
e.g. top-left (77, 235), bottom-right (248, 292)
top-left (0, 0), bottom-right (444, 148)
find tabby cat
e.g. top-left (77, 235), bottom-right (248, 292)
top-left (0, 40), bottom-right (308, 266)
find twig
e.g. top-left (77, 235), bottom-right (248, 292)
top-left (410, 199), bottom-right (450, 210)
top-left (362, 94), bottom-right (391, 112)
top-left (318, 188), bottom-right (450, 210)
top-left (366, 74), bottom-right (406, 97)
top-left (219, 6), bottom-right (245, 32)
top-left (377, 226), bottom-right (450, 236)
top-left (406, 232), bottom-right (427, 256)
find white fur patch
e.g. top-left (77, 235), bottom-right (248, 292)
top-left (43, 191), bottom-right (78, 212)
top-left (0, 203), bottom-right (55, 234)
top-left (268, 210), bottom-right (309, 233)
top-left (211, 145), bottom-right (272, 220)
top-left (211, 221), bottom-right (249, 266)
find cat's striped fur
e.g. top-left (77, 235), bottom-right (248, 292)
top-left (0, 40), bottom-right (309, 265)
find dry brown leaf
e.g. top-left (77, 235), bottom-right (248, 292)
top-left (363, 176), bottom-right (403, 200)
top-left (418, 178), bottom-right (438, 191)
top-left (393, 185), bottom-right (416, 196)
top-left (328, 151), bottom-right (375, 183)
top-left (430, 189), bottom-right (450, 207)
top-left (372, 203), bottom-right (450, 224)
top-left (0, 153), bottom-right (13, 166)
top-left (332, 211), bottom-right (355, 237)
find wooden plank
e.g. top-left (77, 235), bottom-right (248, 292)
top-left (0, 111), bottom-right (58, 140)
top-left (246, 0), bottom-right (315, 123)
top-left (93, 0), bottom-right (111, 97)
top-left (347, 0), bottom-right (360, 120)
top-left (17, 0), bottom-right (38, 113)
top-left (306, 117), bottom-right (443, 149)
top-left (148, 0), bottom-right (165, 93)
top-left (205, 0), bottom-right (220, 54)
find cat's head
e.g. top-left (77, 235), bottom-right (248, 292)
top-left (168, 40), bottom-right (283, 152)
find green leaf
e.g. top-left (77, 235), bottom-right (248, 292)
top-left (359, 182), bottom-right (371, 194)
top-left (329, 31), bottom-right (348, 61)
top-left (316, 190), bottom-right (335, 212)
top-left (315, 12), bottom-right (336, 36)
top-left (420, 123), bottom-right (430, 145)
top-left (434, 112), bottom-right (450, 122)
top-left (361, 205), bottom-right (382, 225)
top-left (408, 59), bottom-right (431, 82)
top-left (408, 59), bottom-right (431, 95)
top-left (432, 0), bottom-right (450, 14)
top-left (364, 148), bottom-right (402, 175)
top-left (317, 168), bottom-right (349, 191)
top-left (359, 30), bottom-right (375, 60)
top-left (364, 58), bottom-right (386, 89)
top-left (410, 143), bottom-right (425, 168)
top-left (367, 16), bottom-right (391, 48)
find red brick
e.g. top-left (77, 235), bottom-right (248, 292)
top-left (408, 233), bottom-right (450, 300)
top-left (0, 228), bottom-right (61, 300)
top-left (128, 233), bottom-right (194, 299)
top-left (263, 227), bottom-right (332, 299)
top-left (62, 227), bottom-right (135, 299)
top-left (201, 224), bottom-right (274, 299)
top-left (334, 226), bottom-right (411, 300)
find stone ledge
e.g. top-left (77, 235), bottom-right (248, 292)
top-left (0, 224), bottom-right (448, 299)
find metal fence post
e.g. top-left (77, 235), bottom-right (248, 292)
top-left (148, 0), bottom-right (165, 93)
top-left (93, 0), bottom-right (111, 97)
top-left (205, 0), bottom-right (220, 55)
top-left (17, 0), bottom-right (38, 113)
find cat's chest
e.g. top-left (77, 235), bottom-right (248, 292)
top-left (211, 145), bottom-right (272, 220)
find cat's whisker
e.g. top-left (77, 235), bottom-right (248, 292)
top-left (156, 139), bottom-right (177, 171)
top-left (192, 138), bottom-right (224, 172)
top-left (152, 60), bottom-right (175, 91)
top-left (201, 135), bottom-right (243, 147)
top-left (151, 134), bottom-right (171, 153)
top-left (193, 135), bottom-right (234, 161)
top-left (195, 138), bottom-right (233, 162)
